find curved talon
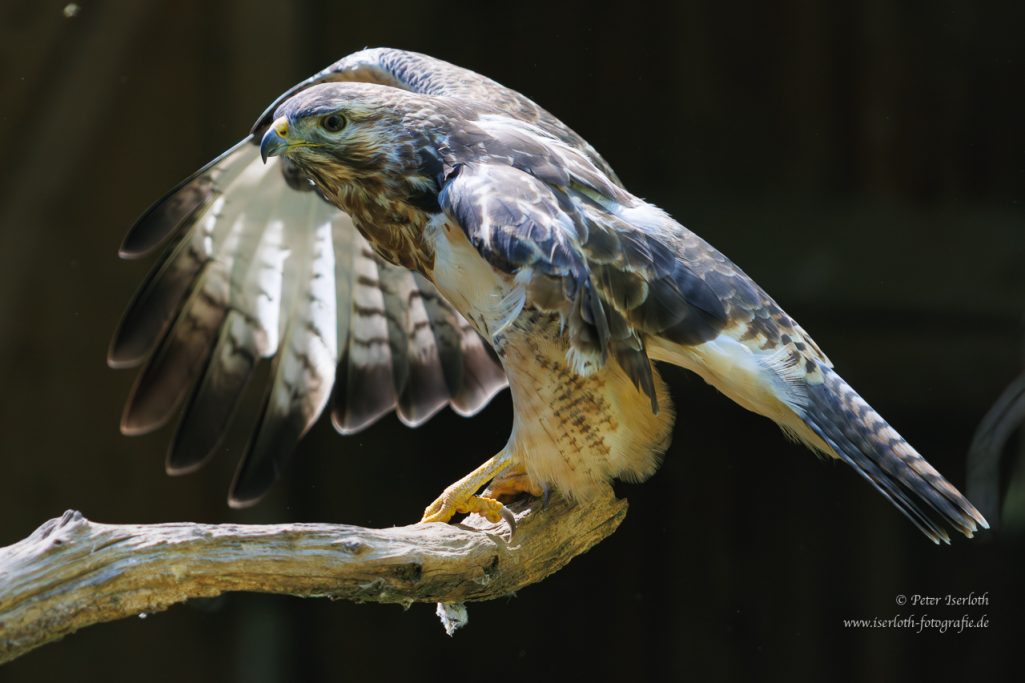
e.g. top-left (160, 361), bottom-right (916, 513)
top-left (471, 496), bottom-right (516, 535)
top-left (541, 484), bottom-right (552, 509)
top-left (419, 451), bottom-right (519, 532)
top-left (420, 493), bottom-right (516, 535)
top-left (498, 505), bottom-right (517, 536)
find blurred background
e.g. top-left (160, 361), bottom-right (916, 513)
top-left (1, 1), bottom-right (1023, 681)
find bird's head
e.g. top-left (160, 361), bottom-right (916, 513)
top-left (259, 82), bottom-right (435, 205)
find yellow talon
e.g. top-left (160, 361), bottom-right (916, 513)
top-left (420, 451), bottom-right (521, 531)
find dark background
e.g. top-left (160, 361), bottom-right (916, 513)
top-left (1, 1), bottom-right (1023, 681)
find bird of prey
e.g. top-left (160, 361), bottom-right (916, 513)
top-left (112, 47), bottom-right (986, 544)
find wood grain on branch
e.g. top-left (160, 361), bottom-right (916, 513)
top-left (0, 493), bottom-right (626, 664)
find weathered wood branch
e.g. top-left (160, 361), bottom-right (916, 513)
top-left (0, 493), bottom-right (626, 664)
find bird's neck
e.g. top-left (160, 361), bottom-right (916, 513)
top-left (333, 177), bottom-right (436, 273)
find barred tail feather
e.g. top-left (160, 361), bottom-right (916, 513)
top-left (796, 364), bottom-right (988, 544)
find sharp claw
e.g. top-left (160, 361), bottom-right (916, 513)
top-left (498, 505), bottom-right (517, 536)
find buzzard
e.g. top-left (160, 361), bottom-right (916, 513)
top-left (112, 48), bottom-right (986, 543)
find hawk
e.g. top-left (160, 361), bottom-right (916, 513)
top-left (112, 48), bottom-right (986, 544)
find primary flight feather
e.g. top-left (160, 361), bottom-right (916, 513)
top-left (113, 47), bottom-right (986, 543)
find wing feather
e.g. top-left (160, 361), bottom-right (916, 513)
top-left (116, 48), bottom-right (675, 502)
top-left (413, 272), bottom-right (507, 416)
top-left (118, 138), bottom-right (257, 259)
top-left (230, 216), bottom-right (338, 506)
top-left (168, 178), bottom-right (293, 472)
top-left (114, 149), bottom-right (505, 503)
top-left (109, 143), bottom-right (268, 368)
top-left (381, 268), bottom-right (452, 427)
top-left (120, 262), bottom-right (229, 435)
top-left (438, 157), bottom-right (729, 411)
top-left (167, 310), bottom-right (257, 473)
top-left (330, 244), bottom-right (398, 433)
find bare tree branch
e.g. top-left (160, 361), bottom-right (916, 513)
top-left (0, 493), bottom-right (627, 664)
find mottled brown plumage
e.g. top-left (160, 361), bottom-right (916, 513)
top-left (117, 48), bottom-right (986, 543)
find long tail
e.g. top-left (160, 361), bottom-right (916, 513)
top-left (795, 362), bottom-right (988, 544)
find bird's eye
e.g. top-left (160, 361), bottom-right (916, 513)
top-left (321, 114), bottom-right (346, 132)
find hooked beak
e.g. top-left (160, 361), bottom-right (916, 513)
top-left (260, 116), bottom-right (291, 163)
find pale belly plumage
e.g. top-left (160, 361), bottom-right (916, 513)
top-left (495, 312), bottom-right (675, 498)
top-left (426, 215), bottom-right (675, 498)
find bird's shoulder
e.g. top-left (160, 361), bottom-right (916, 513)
top-left (436, 155), bottom-right (828, 372)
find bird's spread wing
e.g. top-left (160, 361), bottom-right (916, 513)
top-left (439, 154), bottom-right (731, 411)
top-left (112, 48), bottom-right (633, 505)
top-left (115, 121), bottom-right (501, 505)
top-left (112, 140), bottom-right (505, 505)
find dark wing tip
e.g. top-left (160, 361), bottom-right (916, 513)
top-left (107, 346), bottom-right (142, 370)
top-left (228, 409), bottom-right (306, 509)
top-left (119, 177), bottom-right (213, 260)
top-left (330, 352), bottom-right (397, 435)
top-left (165, 454), bottom-right (207, 477)
top-left (165, 413), bottom-right (224, 477)
top-left (108, 311), bottom-right (162, 369)
top-left (227, 492), bottom-right (261, 510)
top-left (394, 346), bottom-right (452, 428)
top-left (119, 138), bottom-right (254, 259)
top-left (119, 385), bottom-right (179, 437)
top-left (395, 394), bottom-right (449, 428)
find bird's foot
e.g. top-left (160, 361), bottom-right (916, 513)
top-left (421, 491), bottom-right (516, 530)
top-left (420, 451), bottom-right (517, 532)
top-left (486, 465), bottom-right (545, 502)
